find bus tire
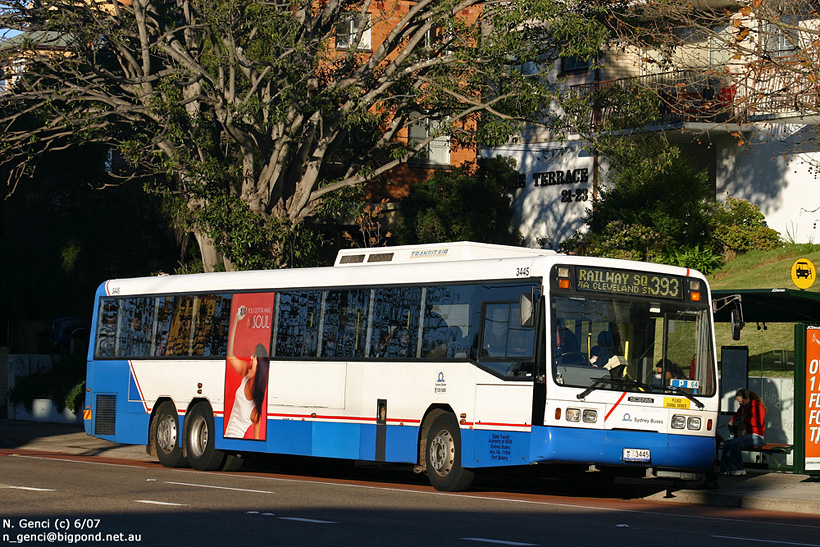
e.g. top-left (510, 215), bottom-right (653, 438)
top-left (425, 412), bottom-right (474, 492)
top-left (153, 401), bottom-right (188, 468)
top-left (185, 403), bottom-right (227, 471)
top-left (222, 454), bottom-right (244, 472)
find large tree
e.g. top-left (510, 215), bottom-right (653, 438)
top-left (0, 0), bottom-right (610, 270)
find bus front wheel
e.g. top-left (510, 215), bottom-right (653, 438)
top-left (185, 403), bottom-right (227, 471)
top-left (425, 412), bottom-right (475, 492)
top-left (153, 401), bottom-right (188, 468)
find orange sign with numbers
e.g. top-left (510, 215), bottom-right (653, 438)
top-left (806, 327), bottom-right (820, 471)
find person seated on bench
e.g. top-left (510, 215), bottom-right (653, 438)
top-left (719, 388), bottom-right (766, 476)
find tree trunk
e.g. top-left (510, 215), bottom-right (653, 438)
top-left (193, 229), bottom-right (226, 272)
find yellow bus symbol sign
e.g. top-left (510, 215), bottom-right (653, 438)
top-left (791, 258), bottom-right (816, 290)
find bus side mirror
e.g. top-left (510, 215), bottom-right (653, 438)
top-left (730, 308), bottom-right (744, 341)
top-left (520, 293), bottom-right (535, 328)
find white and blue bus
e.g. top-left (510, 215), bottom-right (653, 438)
top-left (84, 242), bottom-right (718, 491)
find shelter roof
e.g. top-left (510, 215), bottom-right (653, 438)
top-left (712, 288), bottom-right (820, 324)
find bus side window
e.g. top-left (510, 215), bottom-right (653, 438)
top-left (117, 297), bottom-right (154, 358)
top-left (95, 299), bottom-right (120, 358)
top-left (152, 296), bottom-right (175, 357)
top-left (321, 289), bottom-right (370, 358)
top-left (371, 287), bottom-right (422, 359)
top-left (274, 291), bottom-right (322, 358)
top-left (165, 296), bottom-right (195, 356)
top-left (422, 285), bottom-right (475, 360)
top-left (478, 301), bottom-right (535, 376)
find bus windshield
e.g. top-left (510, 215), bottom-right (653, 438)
top-left (551, 294), bottom-right (716, 397)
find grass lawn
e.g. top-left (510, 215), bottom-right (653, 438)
top-left (708, 243), bottom-right (820, 377)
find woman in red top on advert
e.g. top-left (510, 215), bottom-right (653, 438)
top-left (719, 389), bottom-right (766, 476)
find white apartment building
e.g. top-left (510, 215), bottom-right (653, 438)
top-left (484, 5), bottom-right (820, 248)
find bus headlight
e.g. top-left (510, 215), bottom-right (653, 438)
top-left (687, 417), bottom-right (702, 430)
top-left (671, 415), bottom-right (686, 429)
top-left (583, 409), bottom-right (598, 423)
top-left (566, 408), bottom-right (581, 422)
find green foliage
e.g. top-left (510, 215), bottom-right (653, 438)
top-left (0, 0), bottom-right (619, 271)
top-left (658, 244), bottom-right (724, 275)
top-left (64, 381), bottom-right (86, 413)
top-left (711, 197), bottom-right (782, 255)
top-left (582, 141), bottom-right (713, 262)
top-left (572, 140), bottom-right (782, 273)
top-left (397, 157), bottom-right (523, 245)
top-left (584, 221), bottom-right (671, 262)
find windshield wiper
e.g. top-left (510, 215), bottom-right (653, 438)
top-left (576, 375), bottom-right (613, 400)
top-left (577, 367), bottom-right (661, 399)
top-left (667, 385), bottom-right (705, 410)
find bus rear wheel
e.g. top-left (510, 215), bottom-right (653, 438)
top-left (185, 403), bottom-right (227, 471)
top-left (153, 401), bottom-right (188, 468)
top-left (425, 412), bottom-right (475, 492)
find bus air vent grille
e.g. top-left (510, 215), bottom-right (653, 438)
top-left (367, 253), bottom-right (394, 263)
top-left (339, 254), bottom-right (365, 264)
top-left (94, 394), bottom-right (117, 436)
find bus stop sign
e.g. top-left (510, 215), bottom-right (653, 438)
top-left (791, 258), bottom-right (816, 290)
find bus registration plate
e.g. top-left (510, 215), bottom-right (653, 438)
top-left (622, 448), bottom-right (650, 462)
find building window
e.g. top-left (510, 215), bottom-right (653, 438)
top-left (409, 117), bottom-right (450, 166)
top-left (763, 17), bottom-right (799, 58)
top-left (561, 55), bottom-right (590, 74)
top-left (336, 13), bottom-right (372, 51)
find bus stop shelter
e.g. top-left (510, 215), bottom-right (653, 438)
top-left (712, 289), bottom-right (820, 476)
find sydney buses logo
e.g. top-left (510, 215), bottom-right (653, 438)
top-left (435, 372), bottom-right (447, 394)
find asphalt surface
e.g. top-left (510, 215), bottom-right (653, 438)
top-left (2, 419), bottom-right (819, 515)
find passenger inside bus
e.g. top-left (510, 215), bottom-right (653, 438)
top-left (589, 329), bottom-right (618, 367)
top-left (387, 328), bottom-right (412, 358)
top-left (652, 358), bottom-right (688, 386)
top-left (373, 330), bottom-right (391, 358)
top-left (554, 322), bottom-right (586, 365)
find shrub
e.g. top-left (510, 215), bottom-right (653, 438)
top-left (658, 244), bottom-right (724, 275)
top-left (711, 197), bottom-right (782, 256)
top-left (581, 142), bottom-right (712, 262)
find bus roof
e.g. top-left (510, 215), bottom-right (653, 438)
top-left (98, 243), bottom-right (705, 298)
top-left (334, 242), bottom-right (555, 266)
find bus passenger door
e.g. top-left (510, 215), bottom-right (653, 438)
top-left (531, 296), bottom-right (547, 426)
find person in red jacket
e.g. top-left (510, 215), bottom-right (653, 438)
top-left (719, 389), bottom-right (766, 476)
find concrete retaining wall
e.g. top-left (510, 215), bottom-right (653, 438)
top-left (10, 399), bottom-right (81, 424)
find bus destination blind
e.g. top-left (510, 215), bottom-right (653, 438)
top-left (574, 267), bottom-right (684, 300)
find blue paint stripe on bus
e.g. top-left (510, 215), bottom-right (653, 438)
top-left (529, 426), bottom-right (714, 469)
top-left (214, 417), bottom-right (420, 464)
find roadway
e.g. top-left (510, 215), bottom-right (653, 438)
top-left (2, 449), bottom-right (819, 547)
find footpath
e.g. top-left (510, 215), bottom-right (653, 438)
top-left (2, 419), bottom-right (819, 515)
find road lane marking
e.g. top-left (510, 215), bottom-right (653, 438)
top-left (10, 453), bottom-right (820, 532)
top-left (133, 500), bottom-right (186, 506)
top-left (462, 539), bottom-right (538, 546)
top-left (277, 517), bottom-right (337, 524)
top-left (0, 485), bottom-right (56, 492)
top-left (713, 536), bottom-right (820, 547)
top-left (164, 481), bottom-right (275, 494)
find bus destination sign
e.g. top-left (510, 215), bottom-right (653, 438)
top-left (575, 267), bottom-right (684, 300)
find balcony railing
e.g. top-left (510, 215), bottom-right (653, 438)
top-left (568, 71), bottom-right (741, 129)
top-left (568, 65), bottom-right (820, 130)
top-left (744, 56), bottom-right (820, 118)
